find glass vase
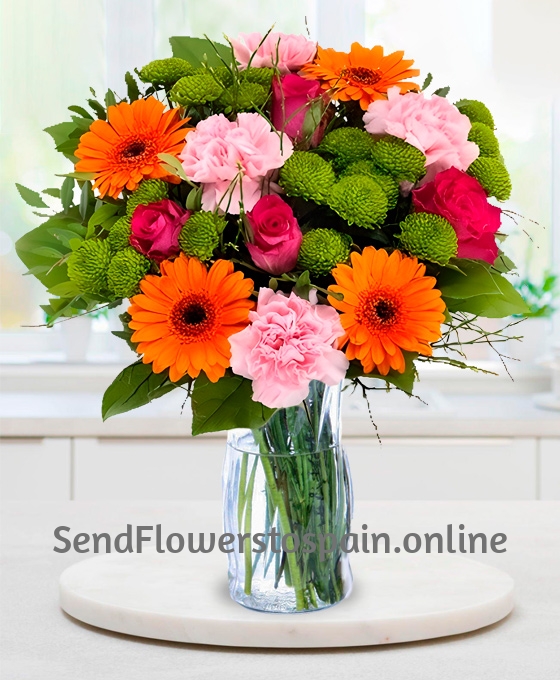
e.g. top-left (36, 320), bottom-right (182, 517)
top-left (223, 380), bottom-right (353, 613)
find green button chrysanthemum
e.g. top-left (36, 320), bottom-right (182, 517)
top-left (67, 239), bottom-right (112, 295)
top-left (341, 160), bottom-right (400, 209)
top-left (178, 211), bottom-right (224, 261)
top-left (327, 175), bottom-right (388, 229)
top-left (467, 157), bottom-right (512, 201)
top-left (138, 58), bottom-right (195, 87)
top-left (108, 216), bottom-right (132, 253)
top-left (279, 151), bottom-right (336, 203)
top-left (126, 179), bottom-right (168, 216)
top-left (318, 127), bottom-right (377, 171)
top-left (107, 247), bottom-right (151, 299)
top-left (397, 213), bottom-right (458, 266)
top-left (170, 73), bottom-right (224, 107)
top-left (217, 82), bottom-right (269, 111)
top-left (468, 122), bottom-right (500, 158)
top-left (455, 99), bottom-right (495, 128)
top-left (297, 228), bottom-right (352, 276)
top-left (371, 136), bottom-right (426, 183)
top-left (241, 67), bottom-right (274, 88)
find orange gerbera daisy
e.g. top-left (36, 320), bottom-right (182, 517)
top-left (302, 43), bottom-right (420, 110)
top-left (328, 247), bottom-right (445, 375)
top-left (128, 255), bottom-right (254, 383)
top-left (75, 97), bottom-right (191, 199)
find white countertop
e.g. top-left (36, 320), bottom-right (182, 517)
top-left (0, 389), bottom-right (559, 438)
top-left (1, 500), bottom-right (559, 679)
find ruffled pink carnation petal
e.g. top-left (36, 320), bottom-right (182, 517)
top-left (230, 32), bottom-right (317, 74)
top-left (364, 87), bottom-right (480, 184)
top-left (229, 289), bottom-right (349, 409)
top-left (179, 113), bottom-right (293, 214)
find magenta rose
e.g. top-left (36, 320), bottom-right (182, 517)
top-left (246, 195), bottom-right (302, 275)
top-left (271, 74), bottom-right (328, 148)
top-left (412, 167), bottom-right (502, 264)
top-left (130, 199), bottom-right (189, 262)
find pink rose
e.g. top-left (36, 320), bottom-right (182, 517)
top-left (246, 195), bottom-right (302, 275)
top-left (413, 167), bottom-right (502, 264)
top-left (230, 32), bottom-right (317, 74)
top-left (271, 74), bottom-right (329, 148)
top-left (363, 87), bottom-right (479, 184)
top-left (229, 289), bottom-right (349, 408)
top-left (179, 113), bottom-right (293, 214)
top-left (130, 199), bottom-right (189, 262)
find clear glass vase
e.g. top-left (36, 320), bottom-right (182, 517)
top-left (223, 380), bottom-right (353, 613)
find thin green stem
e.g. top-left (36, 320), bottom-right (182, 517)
top-left (243, 458), bottom-right (258, 595)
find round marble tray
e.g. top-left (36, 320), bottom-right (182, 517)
top-left (59, 551), bottom-right (514, 648)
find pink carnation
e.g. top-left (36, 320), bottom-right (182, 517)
top-left (230, 32), bottom-right (317, 74)
top-left (363, 87), bottom-right (479, 184)
top-left (229, 289), bottom-right (349, 409)
top-left (179, 113), bottom-right (293, 214)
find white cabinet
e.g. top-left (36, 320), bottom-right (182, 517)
top-left (73, 437), bottom-right (225, 500)
top-left (0, 437), bottom-right (71, 500)
top-left (539, 438), bottom-right (560, 500)
top-left (346, 437), bottom-right (538, 500)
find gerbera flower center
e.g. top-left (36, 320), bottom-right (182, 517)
top-left (341, 66), bottom-right (382, 86)
top-left (122, 140), bottom-right (147, 158)
top-left (169, 293), bottom-right (218, 343)
top-left (358, 288), bottom-right (402, 331)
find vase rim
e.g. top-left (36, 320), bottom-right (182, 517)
top-left (227, 434), bottom-right (341, 458)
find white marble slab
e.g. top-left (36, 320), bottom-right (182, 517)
top-left (59, 550), bottom-right (514, 648)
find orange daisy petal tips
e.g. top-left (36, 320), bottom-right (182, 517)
top-left (302, 42), bottom-right (420, 110)
top-left (128, 255), bottom-right (254, 383)
top-left (328, 247), bottom-right (445, 376)
top-left (75, 97), bottom-right (191, 199)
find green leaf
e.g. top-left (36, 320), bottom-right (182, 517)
top-left (421, 73), bottom-right (433, 91)
top-left (79, 182), bottom-right (94, 221)
top-left (87, 202), bottom-right (120, 229)
top-left (15, 183), bottom-right (49, 208)
top-left (186, 186), bottom-right (203, 211)
top-left (169, 36), bottom-right (233, 68)
top-left (102, 361), bottom-right (187, 420)
top-left (125, 71), bottom-right (141, 102)
top-left (61, 177), bottom-right (75, 213)
top-left (87, 98), bottom-right (107, 120)
top-left (105, 89), bottom-right (117, 107)
top-left (438, 259), bottom-right (501, 299)
top-left (191, 372), bottom-right (275, 436)
top-left (447, 293), bottom-right (527, 318)
top-left (44, 121), bottom-right (76, 147)
top-left (48, 281), bottom-right (81, 297)
top-left (68, 105), bottom-right (93, 119)
top-left (56, 171), bottom-right (97, 181)
top-left (158, 153), bottom-right (189, 181)
top-left (293, 270), bottom-right (311, 300)
top-left (43, 188), bottom-right (61, 198)
top-left (434, 86), bottom-right (450, 97)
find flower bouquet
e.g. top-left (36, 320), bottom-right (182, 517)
top-left (16, 30), bottom-right (528, 612)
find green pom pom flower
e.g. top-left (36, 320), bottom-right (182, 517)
top-left (170, 73), bottom-right (224, 107)
top-left (327, 175), bottom-right (388, 229)
top-left (341, 160), bottom-right (400, 209)
top-left (126, 179), bottom-right (168, 216)
top-left (318, 128), bottom-right (377, 171)
top-left (297, 229), bottom-right (352, 276)
top-left (397, 213), bottom-right (458, 266)
top-left (279, 151), bottom-right (336, 203)
top-left (455, 99), bottom-right (495, 128)
top-left (217, 82), bottom-right (269, 111)
top-left (371, 136), bottom-right (426, 183)
top-left (107, 247), bottom-right (151, 299)
top-left (468, 122), bottom-right (500, 158)
top-left (108, 216), bottom-right (132, 253)
top-left (178, 211), bottom-right (224, 260)
top-left (67, 239), bottom-right (112, 295)
top-left (467, 157), bottom-right (512, 201)
top-left (138, 58), bottom-right (194, 86)
top-left (241, 67), bottom-right (274, 88)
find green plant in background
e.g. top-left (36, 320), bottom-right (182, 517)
top-left (513, 272), bottom-right (558, 318)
